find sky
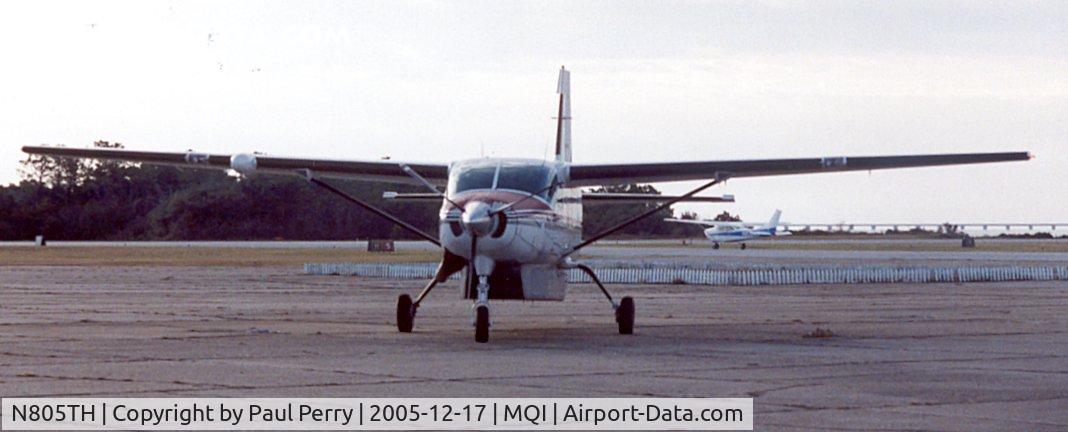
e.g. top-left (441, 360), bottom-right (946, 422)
top-left (1, 1), bottom-right (1065, 223)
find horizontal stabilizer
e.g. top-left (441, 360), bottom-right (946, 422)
top-left (583, 193), bottom-right (734, 203)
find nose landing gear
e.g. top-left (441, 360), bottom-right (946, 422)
top-left (474, 305), bottom-right (490, 343)
top-left (474, 268), bottom-right (493, 342)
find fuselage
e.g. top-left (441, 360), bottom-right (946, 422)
top-left (704, 226), bottom-right (776, 243)
top-left (439, 157), bottom-right (581, 265)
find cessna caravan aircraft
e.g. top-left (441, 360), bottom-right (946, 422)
top-left (666, 210), bottom-right (789, 249)
top-left (23, 67), bottom-right (1030, 342)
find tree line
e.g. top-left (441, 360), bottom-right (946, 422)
top-left (0, 142), bottom-right (711, 241)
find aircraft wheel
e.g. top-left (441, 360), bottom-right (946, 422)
top-left (616, 296), bottom-right (635, 335)
top-left (741, 243), bottom-right (747, 250)
top-left (713, 243), bottom-right (720, 250)
top-left (474, 305), bottom-right (490, 343)
top-left (397, 294), bottom-right (414, 333)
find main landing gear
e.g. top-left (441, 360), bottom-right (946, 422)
top-left (396, 270), bottom-right (448, 334)
top-left (616, 296), bottom-right (635, 334)
top-left (400, 259), bottom-right (636, 341)
top-left (712, 242), bottom-right (746, 250)
top-left (574, 263), bottom-right (635, 335)
top-left (397, 294), bottom-right (414, 332)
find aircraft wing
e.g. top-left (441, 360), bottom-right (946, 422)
top-left (568, 152), bottom-right (1030, 186)
top-left (664, 218), bottom-right (751, 228)
top-left (583, 193), bottom-right (734, 203)
top-left (21, 146), bottom-right (449, 185)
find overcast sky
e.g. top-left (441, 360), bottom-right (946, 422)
top-left (2, 1), bottom-right (1064, 223)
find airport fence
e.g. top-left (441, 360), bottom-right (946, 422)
top-left (304, 263), bottom-right (1068, 286)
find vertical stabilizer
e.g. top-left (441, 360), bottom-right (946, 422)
top-left (763, 210), bottom-right (783, 230)
top-left (555, 66), bottom-right (572, 162)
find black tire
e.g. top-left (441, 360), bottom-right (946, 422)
top-left (616, 296), bottom-right (635, 335)
top-left (475, 306), bottom-right (490, 343)
top-left (713, 243), bottom-right (720, 249)
top-left (741, 243), bottom-right (747, 250)
top-left (397, 294), bottom-right (414, 333)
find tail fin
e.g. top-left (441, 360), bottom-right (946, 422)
top-left (763, 210), bottom-right (782, 230)
top-left (555, 66), bottom-right (572, 162)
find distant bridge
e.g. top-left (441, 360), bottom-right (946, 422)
top-left (779, 223), bottom-right (1068, 234)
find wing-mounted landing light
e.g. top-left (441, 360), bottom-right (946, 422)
top-left (230, 153), bottom-right (257, 175)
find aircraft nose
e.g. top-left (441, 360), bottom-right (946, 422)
top-left (461, 201), bottom-right (495, 237)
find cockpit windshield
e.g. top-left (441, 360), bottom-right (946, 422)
top-left (448, 161), bottom-right (557, 200)
top-left (496, 165), bottom-right (554, 198)
top-left (450, 165), bottom-right (496, 194)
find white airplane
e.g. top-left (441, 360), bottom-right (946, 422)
top-left (23, 67), bottom-right (1032, 342)
top-left (666, 210), bottom-right (790, 249)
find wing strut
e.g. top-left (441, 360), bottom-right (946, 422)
top-left (563, 175), bottom-right (729, 257)
top-left (400, 163), bottom-right (466, 212)
top-left (303, 170), bottom-right (441, 247)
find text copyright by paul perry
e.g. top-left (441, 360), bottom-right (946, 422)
top-left (2, 398), bottom-right (753, 430)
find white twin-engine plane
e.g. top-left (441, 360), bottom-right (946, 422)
top-left (24, 67), bottom-right (1031, 343)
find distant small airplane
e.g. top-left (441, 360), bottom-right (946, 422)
top-left (666, 210), bottom-right (790, 249)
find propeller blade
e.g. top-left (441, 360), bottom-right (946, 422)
top-left (401, 163), bottom-right (465, 212)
